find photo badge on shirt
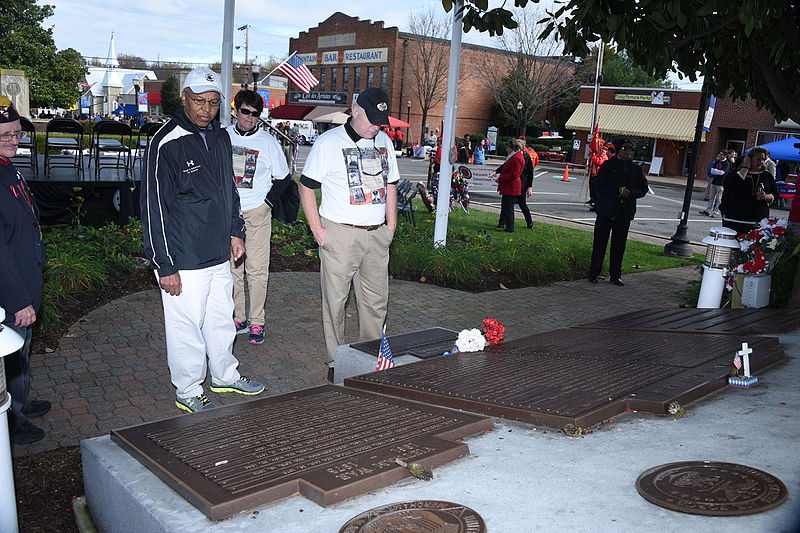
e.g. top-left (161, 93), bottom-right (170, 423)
top-left (342, 146), bottom-right (389, 205)
top-left (232, 145), bottom-right (259, 189)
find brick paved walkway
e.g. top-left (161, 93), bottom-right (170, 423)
top-left (16, 267), bottom-right (694, 457)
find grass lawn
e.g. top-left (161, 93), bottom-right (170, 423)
top-left (386, 199), bottom-right (702, 291)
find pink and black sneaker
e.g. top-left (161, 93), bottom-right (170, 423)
top-left (248, 324), bottom-right (265, 344)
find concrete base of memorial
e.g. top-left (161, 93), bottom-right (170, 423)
top-left (333, 343), bottom-right (420, 385)
top-left (81, 331), bottom-right (800, 533)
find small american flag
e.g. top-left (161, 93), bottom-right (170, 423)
top-left (277, 53), bottom-right (319, 95)
top-left (375, 329), bottom-right (395, 371)
top-left (733, 354), bottom-right (742, 370)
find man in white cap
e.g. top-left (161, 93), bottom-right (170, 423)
top-left (140, 67), bottom-right (266, 412)
top-left (299, 87), bottom-right (399, 383)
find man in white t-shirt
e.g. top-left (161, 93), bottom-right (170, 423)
top-left (299, 88), bottom-right (399, 382)
top-left (227, 90), bottom-right (292, 345)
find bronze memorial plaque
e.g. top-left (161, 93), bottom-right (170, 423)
top-left (351, 327), bottom-right (459, 359)
top-left (339, 500), bottom-right (486, 533)
top-left (636, 461), bottom-right (788, 516)
top-left (576, 308), bottom-right (800, 335)
top-left (344, 328), bottom-right (785, 428)
top-left (111, 386), bottom-right (491, 521)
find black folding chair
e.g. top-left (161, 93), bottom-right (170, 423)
top-left (130, 122), bottom-right (163, 172)
top-left (91, 121), bottom-right (133, 180)
top-left (44, 118), bottom-right (85, 175)
top-left (11, 116), bottom-right (38, 175)
top-left (396, 179), bottom-right (417, 227)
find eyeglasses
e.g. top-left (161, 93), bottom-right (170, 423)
top-left (237, 108), bottom-right (260, 116)
top-left (187, 96), bottom-right (220, 107)
top-left (0, 131), bottom-right (24, 142)
top-left (619, 145), bottom-right (633, 151)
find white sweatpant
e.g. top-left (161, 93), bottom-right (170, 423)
top-left (158, 262), bottom-right (241, 398)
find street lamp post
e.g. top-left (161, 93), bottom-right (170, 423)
top-left (516, 101), bottom-right (524, 138)
top-left (132, 77), bottom-right (140, 123)
top-left (406, 100), bottom-right (411, 147)
top-left (252, 66), bottom-right (260, 91)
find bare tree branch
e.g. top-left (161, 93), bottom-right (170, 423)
top-left (405, 8), bottom-right (458, 143)
top-left (474, 7), bottom-right (578, 132)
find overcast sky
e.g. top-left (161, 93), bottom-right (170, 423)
top-left (46, 0), bottom-right (487, 66)
top-left (46, 0), bottom-right (699, 87)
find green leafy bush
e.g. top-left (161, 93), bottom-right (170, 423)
top-left (38, 220), bottom-right (145, 331)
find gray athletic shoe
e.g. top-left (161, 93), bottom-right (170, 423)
top-left (210, 376), bottom-right (266, 395)
top-left (176, 393), bottom-right (217, 413)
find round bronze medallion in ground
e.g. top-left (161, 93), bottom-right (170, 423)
top-left (339, 500), bottom-right (486, 533)
top-left (636, 461), bottom-right (787, 516)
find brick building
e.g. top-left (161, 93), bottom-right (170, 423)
top-left (284, 12), bottom-right (572, 142)
top-left (566, 85), bottom-right (800, 177)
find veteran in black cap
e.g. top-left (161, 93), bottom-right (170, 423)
top-left (298, 88), bottom-right (400, 383)
top-left (587, 138), bottom-right (649, 286)
top-left (0, 99), bottom-right (50, 445)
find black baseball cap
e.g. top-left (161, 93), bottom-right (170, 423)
top-left (356, 88), bottom-right (390, 126)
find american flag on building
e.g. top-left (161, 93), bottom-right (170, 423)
top-left (375, 329), bottom-right (395, 371)
top-left (277, 53), bottom-right (319, 95)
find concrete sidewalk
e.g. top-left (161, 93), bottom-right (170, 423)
top-left (19, 267), bottom-right (694, 457)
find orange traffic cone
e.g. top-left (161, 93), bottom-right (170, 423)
top-left (561, 164), bottom-right (570, 181)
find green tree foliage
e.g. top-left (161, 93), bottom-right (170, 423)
top-left (160, 75), bottom-right (181, 116)
top-left (0, 0), bottom-right (86, 108)
top-left (445, 0), bottom-right (800, 123)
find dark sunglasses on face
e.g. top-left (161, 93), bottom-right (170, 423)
top-left (238, 108), bottom-right (260, 116)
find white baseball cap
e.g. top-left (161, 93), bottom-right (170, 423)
top-left (182, 67), bottom-right (223, 95)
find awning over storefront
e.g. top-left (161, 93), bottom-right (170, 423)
top-left (268, 104), bottom-right (314, 120)
top-left (566, 103), bottom-right (699, 141)
top-left (304, 106), bottom-right (349, 124)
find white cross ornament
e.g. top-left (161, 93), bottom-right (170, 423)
top-left (737, 343), bottom-right (754, 377)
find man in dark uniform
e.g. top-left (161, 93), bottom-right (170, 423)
top-left (587, 139), bottom-right (649, 286)
top-left (0, 101), bottom-right (50, 444)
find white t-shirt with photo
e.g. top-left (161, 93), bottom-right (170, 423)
top-left (226, 125), bottom-right (291, 212)
top-left (302, 125), bottom-right (400, 226)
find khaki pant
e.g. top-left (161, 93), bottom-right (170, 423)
top-left (231, 203), bottom-right (272, 325)
top-left (319, 217), bottom-right (393, 366)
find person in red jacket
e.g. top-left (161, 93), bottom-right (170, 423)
top-left (496, 138), bottom-right (524, 232)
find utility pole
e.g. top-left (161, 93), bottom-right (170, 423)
top-left (237, 24), bottom-right (251, 88)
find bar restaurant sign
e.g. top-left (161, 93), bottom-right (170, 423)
top-left (288, 91), bottom-right (348, 105)
top-left (614, 91), bottom-right (672, 105)
top-left (297, 48), bottom-right (389, 66)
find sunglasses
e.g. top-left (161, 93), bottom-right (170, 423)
top-left (619, 145), bottom-right (633, 151)
top-left (237, 108), bottom-right (260, 116)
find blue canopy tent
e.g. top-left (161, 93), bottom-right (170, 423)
top-left (752, 137), bottom-right (800, 161)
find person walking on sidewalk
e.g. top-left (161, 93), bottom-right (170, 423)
top-left (0, 102), bottom-right (51, 444)
top-left (227, 90), bottom-right (292, 345)
top-left (588, 139), bottom-right (649, 286)
top-left (299, 87), bottom-right (399, 383)
top-left (140, 68), bottom-right (266, 412)
top-left (700, 150), bottom-right (730, 217)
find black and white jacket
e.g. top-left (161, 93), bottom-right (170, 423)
top-left (140, 107), bottom-right (245, 278)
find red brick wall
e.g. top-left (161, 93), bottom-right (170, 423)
top-left (288, 13), bottom-right (572, 144)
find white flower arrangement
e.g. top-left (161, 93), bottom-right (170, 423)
top-left (455, 328), bottom-right (486, 352)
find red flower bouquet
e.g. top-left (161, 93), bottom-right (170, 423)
top-left (481, 318), bottom-right (505, 345)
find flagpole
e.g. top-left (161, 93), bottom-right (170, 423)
top-left (258, 51), bottom-right (297, 86)
top-left (581, 42), bottom-right (604, 201)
